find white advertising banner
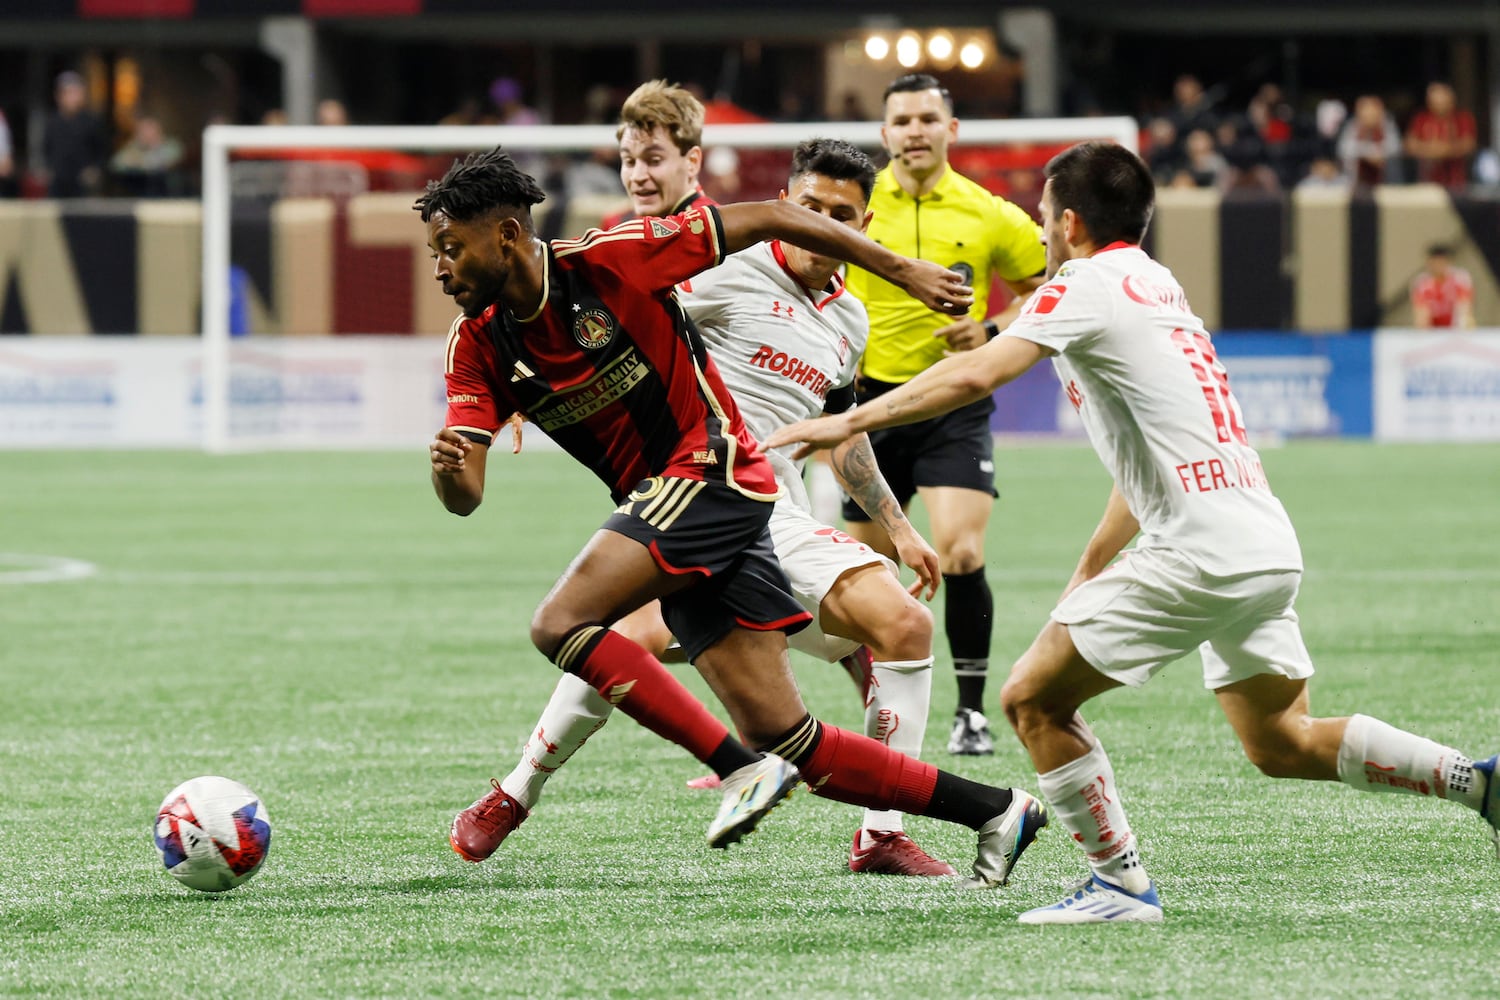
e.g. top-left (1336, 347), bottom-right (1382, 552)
top-left (1374, 330), bottom-right (1500, 442)
top-left (0, 337), bottom-right (451, 449)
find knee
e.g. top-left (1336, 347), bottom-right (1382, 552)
top-left (1000, 672), bottom-right (1064, 740)
top-left (865, 599), bottom-right (933, 661)
top-left (529, 601), bottom-right (578, 660)
top-left (940, 540), bottom-right (986, 576)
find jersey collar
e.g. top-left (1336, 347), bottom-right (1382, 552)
top-left (770, 240), bottom-right (845, 311)
top-left (1092, 241), bottom-right (1140, 256)
top-left (878, 163), bottom-right (955, 201)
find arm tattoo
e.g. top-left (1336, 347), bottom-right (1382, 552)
top-left (831, 435), bottom-right (906, 535)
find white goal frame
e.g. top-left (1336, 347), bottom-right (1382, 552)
top-left (199, 118), bottom-right (1137, 453)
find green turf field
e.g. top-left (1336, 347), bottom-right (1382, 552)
top-left (3, 441), bottom-right (1498, 998)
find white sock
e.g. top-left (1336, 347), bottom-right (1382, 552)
top-left (860, 656), bottom-right (933, 834)
top-left (499, 672), bottom-right (613, 811)
top-left (1336, 713), bottom-right (1482, 810)
top-left (807, 459), bottom-right (842, 526)
top-left (1036, 739), bottom-right (1151, 895)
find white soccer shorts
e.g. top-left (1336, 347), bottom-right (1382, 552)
top-left (1051, 546), bottom-right (1315, 690)
top-left (767, 499), bottom-right (897, 663)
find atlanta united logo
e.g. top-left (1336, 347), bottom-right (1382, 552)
top-left (572, 308), bottom-right (616, 349)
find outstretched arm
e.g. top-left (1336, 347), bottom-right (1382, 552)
top-left (715, 200), bottom-right (972, 316)
top-left (828, 433), bottom-right (939, 599)
top-left (766, 335), bottom-right (1051, 458)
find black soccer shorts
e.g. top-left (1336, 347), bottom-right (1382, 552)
top-left (604, 476), bottom-right (812, 661)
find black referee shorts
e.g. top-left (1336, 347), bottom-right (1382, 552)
top-left (842, 376), bottom-right (999, 523)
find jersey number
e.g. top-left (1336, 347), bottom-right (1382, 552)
top-left (1170, 328), bottom-right (1248, 446)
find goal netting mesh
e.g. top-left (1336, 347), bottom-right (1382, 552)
top-left (200, 118), bottom-right (1138, 451)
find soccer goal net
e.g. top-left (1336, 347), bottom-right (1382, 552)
top-left (199, 117), bottom-right (1137, 452)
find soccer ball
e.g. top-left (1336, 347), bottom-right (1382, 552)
top-left (153, 776), bottom-right (272, 892)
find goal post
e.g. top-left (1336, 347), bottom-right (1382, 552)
top-left (199, 117), bottom-right (1138, 453)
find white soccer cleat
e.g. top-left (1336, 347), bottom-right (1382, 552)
top-left (960, 789), bottom-right (1048, 888)
top-left (1018, 874), bottom-right (1163, 925)
top-left (706, 753), bottom-right (798, 848)
top-left (1475, 754), bottom-right (1500, 860)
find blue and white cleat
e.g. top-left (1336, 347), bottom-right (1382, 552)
top-left (960, 789), bottom-right (1048, 888)
top-left (706, 753), bottom-right (798, 849)
top-left (1018, 874), bottom-right (1163, 924)
top-left (1475, 755), bottom-right (1500, 860)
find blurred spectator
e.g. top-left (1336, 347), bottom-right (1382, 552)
top-left (1405, 82), bottom-right (1477, 190)
top-left (1216, 115), bottom-right (1279, 192)
top-left (1410, 243), bottom-right (1475, 329)
top-left (837, 90), bottom-right (868, 121)
top-left (42, 71), bottom-right (108, 197)
top-left (1168, 74), bottom-right (1219, 147)
top-left (1296, 155), bottom-right (1350, 190)
top-left (110, 114), bottom-right (183, 197)
top-left (489, 77), bottom-right (541, 125)
top-left (1143, 116), bottom-right (1184, 182)
top-left (261, 108), bottom-right (289, 126)
top-left (316, 99), bottom-right (349, 126)
top-left (0, 109), bottom-right (15, 197)
top-left (438, 97), bottom-right (490, 127)
top-left (1337, 95), bottom-right (1402, 186)
top-left (1174, 128), bottom-right (1228, 189)
top-left (1315, 98), bottom-right (1348, 152)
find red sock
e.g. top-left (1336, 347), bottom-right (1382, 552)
top-left (552, 625), bottom-right (733, 764)
top-left (772, 717), bottom-right (937, 812)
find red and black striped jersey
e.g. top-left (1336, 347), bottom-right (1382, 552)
top-left (443, 203), bottom-right (782, 505)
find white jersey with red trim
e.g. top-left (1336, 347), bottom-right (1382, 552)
top-left (676, 240), bottom-right (866, 511)
top-left (1004, 243), bottom-right (1302, 575)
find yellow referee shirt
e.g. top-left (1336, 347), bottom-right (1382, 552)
top-left (847, 165), bottom-right (1045, 384)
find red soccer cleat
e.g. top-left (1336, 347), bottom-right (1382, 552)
top-left (450, 779), bottom-right (528, 862)
top-left (848, 829), bottom-right (957, 877)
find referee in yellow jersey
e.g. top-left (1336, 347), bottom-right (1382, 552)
top-left (843, 74), bottom-right (1046, 755)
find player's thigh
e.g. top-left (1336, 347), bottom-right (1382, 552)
top-left (693, 627), bottom-right (809, 746)
top-left (1002, 618), bottom-right (1121, 725)
top-left (532, 530), bottom-right (689, 651)
top-left (817, 562), bottom-right (932, 659)
top-left (840, 519), bottom-right (899, 560)
top-left (915, 485), bottom-right (993, 572)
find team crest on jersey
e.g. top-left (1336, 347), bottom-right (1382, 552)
top-left (836, 336), bottom-right (851, 367)
top-left (1027, 285), bottom-right (1068, 315)
top-left (572, 308), bottom-right (617, 349)
top-left (684, 209), bottom-right (706, 235)
top-left (650, 218), bottom-right (680, 238)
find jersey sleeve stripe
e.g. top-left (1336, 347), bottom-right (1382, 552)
top-left (449, 425), bottom-right (494, 443)
top-left (445, 316), bottom-right (465, 374)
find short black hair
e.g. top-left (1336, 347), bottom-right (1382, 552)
top-left (1043, 142), bottom-right (1155, 246)
top-left (789, 138), bottom-right (876, 202)
top-left (414, 146), bottom-right (546, 224)
top-left (883, 73), bottom-right (953, 113)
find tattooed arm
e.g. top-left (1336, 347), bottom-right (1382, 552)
top-left (828, 432), bottom-right (939, 599)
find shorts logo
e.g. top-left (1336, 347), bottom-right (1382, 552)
top-left (572, 308), bottom-right (616, 349)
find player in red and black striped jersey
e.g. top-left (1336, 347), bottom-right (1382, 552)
top-left (421, 146), bottom-right (1048, 885)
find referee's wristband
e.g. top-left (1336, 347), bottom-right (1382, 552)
top-left (982, 319), bottom-right (1001, 340)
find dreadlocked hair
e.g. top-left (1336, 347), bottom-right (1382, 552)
top-left (413, 146), bottom-right (546, 223)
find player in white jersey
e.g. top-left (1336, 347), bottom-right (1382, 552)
top-left (769, 141), bottom-right (1500, 922)
top-left (468, 139), bottom-right (1000, 878)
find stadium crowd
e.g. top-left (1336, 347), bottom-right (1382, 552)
top-left (0, 66), bottom-right (1491, 202)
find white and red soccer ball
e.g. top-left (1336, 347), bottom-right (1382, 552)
top-left (153, 776), bottom-right (272, 892)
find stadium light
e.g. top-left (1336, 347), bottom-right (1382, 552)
top-left (926, 32), bottom-right (954, 62)
top-left (895, 33), bottom-right (921, 68)
top-left (864, 34), bottom-right (890, 61)
top-left (959, 40), bottom-right (986, 69)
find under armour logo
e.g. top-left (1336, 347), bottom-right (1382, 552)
top-left (771, 301), bottom-right (795, 319)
